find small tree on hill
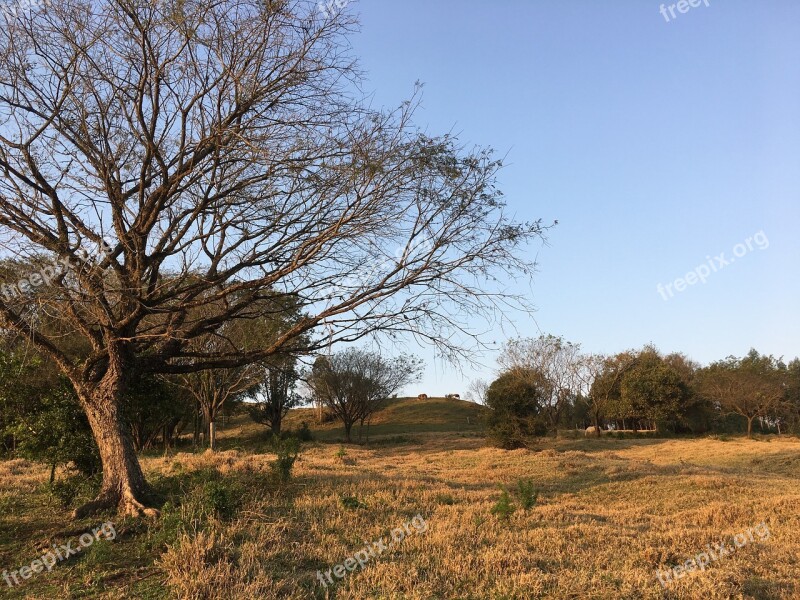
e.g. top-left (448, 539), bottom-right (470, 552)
top-left (307, 349), bottom-right (422, 442)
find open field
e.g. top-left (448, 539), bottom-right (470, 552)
top-left (1, 399), bottom-right (799, 599)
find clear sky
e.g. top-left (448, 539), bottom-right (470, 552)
top-left (345, 0), bottom-right (800, 397)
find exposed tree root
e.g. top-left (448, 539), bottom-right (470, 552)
top-left (72, 488), bottom-right (161, 520)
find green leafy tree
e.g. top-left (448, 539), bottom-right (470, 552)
top-left (485, 369), bottom-right (548, 449)
top-left (247, 359), bottom-right (302, 436)
top-left (698, 350), bottom-right (787, 437)
top-left (620, 348), bottom-right (691, 432)
top-left (10, 378), bottom-right (100, 482)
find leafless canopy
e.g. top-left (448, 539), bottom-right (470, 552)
top-left (0, 0), bottom-right (547, 385)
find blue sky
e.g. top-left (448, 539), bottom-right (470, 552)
top-left (346, 0), bottom-right (800, 397)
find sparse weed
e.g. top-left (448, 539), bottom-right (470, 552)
top-left (491, 486), bottom-right (516, 521)
top-left (516, 478), bottom-right (538, 510)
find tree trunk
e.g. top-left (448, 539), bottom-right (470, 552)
top-left (344, 421), bottom-right (353, 443)
top-left (271, 412), bottom-right (282, 436)
top-left (747, 416), bottom-right (754, 438)
top-left (209, 420), bottom-right (217, 451)
top-left (594, 412), bottom-right (601, 437)
top-left (73, 378), bottom-right (158, 519)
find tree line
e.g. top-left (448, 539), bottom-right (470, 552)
top-left (483, 335), bottom-right (800, 448)
top-left (0, 313), bottom-right (421, 480)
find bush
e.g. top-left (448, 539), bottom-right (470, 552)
top-left (490, 486), bottom-right (516, 521)
top-left (10, 377), bottom-right (101, 479)
top-left (203, 479), bottom-right (242, 521)
top-left (49, 473), bottom-right (101, 508)
top-left (517, 478), bottom-right (538, 510)
top-left (341, 495), bottom-right (367, 510)
top-left (485, 370), bottom-right (548, 449)
top-left (296, 421), bottom-right (313, 442)
top-left (270, 437), bottom-right (300, 483)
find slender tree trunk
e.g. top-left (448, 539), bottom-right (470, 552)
top-left (73, 372), bottom-right (158, 519)
top-left (747, 416), bottom-right (754, 438)
top-left (344, 421), bottom-right (353, 443)
top-left (209, 420), bottom-right (217, 451)
top-left (271, 411), bottom-right (282, 436)
top-left (594, 411), bottom-right (601, 437)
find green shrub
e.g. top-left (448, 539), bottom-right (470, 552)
top-left (436, 493), bottom-right (456, 505)
top-left (516, 478), bottom-right (538, 510)
top-left (297, 421), bottom-right (313, 442)
top-left (341, 495), bottom-right (367, 510)
top-left (203, 479), bottom-right (242, 521)
top-left (49, 473), bottom-right (101, 508)
top-left (490, 486), bottom-right (515, 521)
top-left (485, 371), bottom-right (548, 449)
top-left (271, 437), bottom-right (300, 483)
top-left (11, 378), bottom-right (101, 478)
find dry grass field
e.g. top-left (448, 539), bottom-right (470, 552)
top-left (1, 399), bottom-right (799, 599)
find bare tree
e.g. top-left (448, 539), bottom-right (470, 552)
top-left (468, 378), bottom-right (489, 405)
top-left (307, 349), bottom-right (422, 442)
top-left (0, 0), bottom-right (547, 517)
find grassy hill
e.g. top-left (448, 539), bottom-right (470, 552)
top-left (217, 396), bottom-right (488, 448)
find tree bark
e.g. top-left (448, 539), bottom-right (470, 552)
top-left (72, 362), bottom-right (159, 520)
top-left (747, 416), bottom-right (754, 438)
top-left (344, 421), bottom-right (353, 443)
top-left (73, 385), bottom-right (158, 519)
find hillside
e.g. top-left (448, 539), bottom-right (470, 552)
top-left (216, 396), bottom-right (488, 448)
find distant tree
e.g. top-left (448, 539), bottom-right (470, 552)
top-left (177, 362), bottom-right (259, 451)
top-left (619, 347), bottom-right (692, 432)
top-left (307, 349), bottom-right (422, 442)
top-left (698, 350), bottom-right (787, 437)
top-left (123, 375), bottom-right (193, 452)
top-left (485, 369), bottom-right (547, 449)
top-left (782, 359), bottom-right (800, 434)
top-left (498, 335), bottom-right (582, 434)
top-left (586, 352), bottom-right (637, 436)
top-left (247, 358), bottom-right (302, 436)
top-left (468, 379), bottom-right (489, 405)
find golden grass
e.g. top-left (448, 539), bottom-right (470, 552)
top-left (2, 433), bottom-right (799, 598)
top-left (152, 434), bottom-right (800, 599)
